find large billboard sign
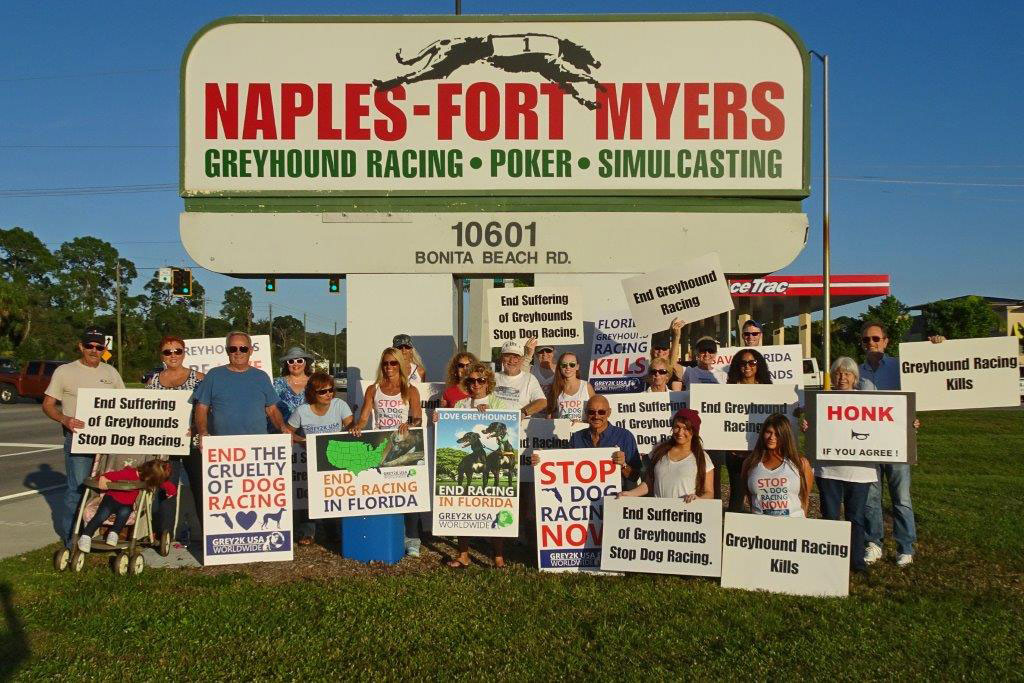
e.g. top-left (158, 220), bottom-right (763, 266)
top-left (181, 15), bottom-right (809, 198)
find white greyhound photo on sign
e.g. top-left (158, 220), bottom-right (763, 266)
top-left (621, 252), bottom-right (734, 334)
top-left (709, 344), bottom-right (804, 387)
top-left (486, 286), bottom-right (584, 346)
top-left (899, 336), bottom-right (1019, 411)
top-left (71, 389), bottom-right (192, 455)
top-left (606, 391), bottom-right (689, 455)
top-left (184, 334), bottom-right (273, 379)
top-left (690, 384), bottom-right (801, 450)
top-left (807, 390), bottom-right (917, 465)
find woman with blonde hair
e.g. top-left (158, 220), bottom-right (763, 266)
top-left (546, 352), bottom-right (594, 420)
top-left (392, 333), bottom-right (426, 383)
top-left (645, 357), bottom-right (673, 393)
top-left (741, 414), bottom-right (813, 517)
top-left (441, 351), bottom-right (478, 408)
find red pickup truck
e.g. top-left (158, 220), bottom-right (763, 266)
top-left (0, 360), bottom-right (66, 403)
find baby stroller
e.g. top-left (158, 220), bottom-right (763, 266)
top-left (53, 452), bottom-right (183, 576)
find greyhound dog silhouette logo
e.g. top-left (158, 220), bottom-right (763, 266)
top-left (373, 33), bottom-right (606, 110)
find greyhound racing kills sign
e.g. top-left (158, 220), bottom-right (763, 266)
top-left (183, 16), bottom-right (808, 195)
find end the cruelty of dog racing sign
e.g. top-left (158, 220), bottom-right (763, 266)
top-left (621, 252), bottom-right (734, 334)
top-left (708, 344), bottom-right (804, 387)
top-left (720, 513), bottom-right (850, 597)
top-left (806, 390), bottom-right (917, 465)
top-left (605, 391), bottom-right (689, 455)
top-left (899, 336), bottom-right (1020, 411)
top-left (601, 497), bottom-right (722, 577)
top-left (690, 383), bottom-right (801, 450)
top-left (518, 418), bottom-right (588, 483)
top-left (183, 335), bottom-right (273, 379)
top-left (535, 448), bottom-right (619, 572)
top-left (487, 286), bottom-right (583, 346)
top-left (305, 428), bottom-right (429, 519)
top-left (589, 311), bottom-right (647, 394)
top-left (70, 389), bottom-right (192, 455)
top-left (432, 409), bottom-right (521, 537)
top-left (202, 433), bottom-right (293, 566)
top-left (182, 15), bottom-right (808, 197)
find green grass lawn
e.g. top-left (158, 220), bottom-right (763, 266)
top-left (1, 410), bottom-right (1021, 679)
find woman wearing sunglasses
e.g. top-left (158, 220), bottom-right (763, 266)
top-left (273, 346), bottom-right (314, 428)
top-left (392, 333), bottom-right (427, 383)
top-left (741, 414), bottom-right (813, 518)
top-left (441, 351), bottom-right (478, 408)
top-left (645, 357), bottom-right (673, 393)
top-left (720, 348), bottom-right (772, 512)
top-left (546, 352), bottom-right (594, 420)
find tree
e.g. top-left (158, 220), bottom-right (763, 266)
top-left (861, 296), bottom-right (912, 355)
top-left (53, 236), bottom-right (137, 321)
top-left (0, 226), bottom-right (56, 347)
top-left (220, 286), bottom-right (253, 331)
top-left (919, 297), bottom-right (1000, 340)
top-left (270, 315), bottom-right (304, 356)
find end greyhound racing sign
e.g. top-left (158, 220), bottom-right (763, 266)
top-left (183, 15), bottom-right (808, 196)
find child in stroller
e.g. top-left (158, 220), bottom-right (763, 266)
top-left (77, 459), bottom-right (176, 552)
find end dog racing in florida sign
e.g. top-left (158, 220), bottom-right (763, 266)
top-left (720, 512), bottom-right (850, 597)
top-left (708, 344), bottom-right (804, 387)
top-left (183, 334), bottom-right (273, 379)
top-left (606, 391), bottom-right (690, 455)
top-left (305, 428), bottom-right (429, 519)
top-left (182, 15), bottom-right (808, 197)
top-left (487, 286), bottom-right (583, 346)
top-left (899, 336), bottom-right (1020, 411)
top-left (806, 390), bottom-right (917, 465)
top-left (621, 252), bottom-right (734, 334)
top-left (535, 448), bottom-right (619, 572)
top-left (432, 408), bottom-right (520, 537)
top-left (590, 311), bottom-right (647, 394)
top-left (690, 383), bottom-right (801, 450)
top-left (71, 389), bottom-right (192, 455)
top-left (518, 417), bottom-right (588, 483)
top-left (601, 497), bottom-right (722, 577)
top-left (202, 433), bottom-right (293, 566)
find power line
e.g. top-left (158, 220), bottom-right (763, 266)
top-left (0, 67), bottom-right (174, 83)
top-left (0, 183), bottom-right (176, 197)
top-left (0, 144), bottom-right (176, 149)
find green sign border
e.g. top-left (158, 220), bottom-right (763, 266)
top-left (180, 13), bottom-right (811, 204)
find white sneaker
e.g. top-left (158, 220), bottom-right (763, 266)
top-left (406, 545), bottom-right (421, 558)
top-left (105, 531), bottom-right (119, 546)
top-left (896, 553), bottom-right (914, 567)
top-left (864, 543), bottom-right (883, 565)
top-left (77, 535), bottom-right (92, 553)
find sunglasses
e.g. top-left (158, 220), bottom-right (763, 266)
top-left (587, 409), bottom-right (608, 416)
top-left (738, 359), bottom-right (759, 367)
top-left (456, 362), bottom-right (471, 369)
top-left (286, 358), bottom-right (306, 365)
top-left (83, 343), bottom-right (104, 351)
top-left (649, 369), bottom-right (668, 375)
top-left (396, 344), bottom-right (412, 350)
top-left (560, 362), bottom-right (577, 368)
top-left (227, 345), bottom-right (250, 353)
top-left (315, 387), bottom-right (335, 395)
top-left (467, 377), bottom-right (486, 385)
top-left (382, 360), bottom-right (400, 367)
top-left (862, 336), bottom-right (884, 344)
top-left (742, 331), bottom-right (762, 338)
top-left (538, 349), bottom-right (554, 353)
top-left (161, 348), bottom-right (184, 356)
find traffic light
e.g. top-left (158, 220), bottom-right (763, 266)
top-left (328, 277), bottom-right (340, 294)
top-left (171, 268), bottom-right (192, 296)
top-left (265, 278), bottom-right (276, 293)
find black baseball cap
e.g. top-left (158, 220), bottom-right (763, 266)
top-left (392, 333), bottom-right (413, 348)
top-left (80, 326), bottom-right (106, 345)
top-left (650, 330), bottom-right (671, 350)
top-left (695, 337), bottom-right (718, 355)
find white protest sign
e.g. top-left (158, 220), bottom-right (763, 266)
top-left (71, 389), bottom-right (192, 455)
top-left (589, 311), bottom-right (648, 394)
top-left (606, 391), bottom-right (689, 455)
top-left (535, 449), bottom-right (619, 572)
top-left (305, 428), bottom-right (429, 519)
top-left (721, 512), bottom-right (851, 597)
top-left (899, 336), bottom-right (1020, 411)
top-left (359, 380), bottom-right (445, 428)
top-left (690, 384), bottom-right (801, 450)
top-left (517, 418), bottom-right (588, 483)
top-left (709, 344), bottom-right (804, 387)
top-left (202, 433), bottom-right (293, 566)
top-left (601, 497), bottom-right (722, 577)
top-left (808, 390), bottom-right (917, 464)
top-left (621, 252), bottom-right (733, 333)
top-left (184, 334), bottom-right (273, 378)
top-left (486, 286), bottom-right (584, 346)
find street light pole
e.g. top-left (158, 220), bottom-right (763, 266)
top-left (810, 50), bottom-right (831, 390)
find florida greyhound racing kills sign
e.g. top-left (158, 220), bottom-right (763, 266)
top-left (202, 434), bottom-right (293, 566)
top-left (898, 336), bottom-right (1020, 411)
top-left (487, 286), bottom-right (583, 345)
top-left (589, 311), bottom-right (648, 394)
top-left (182, 16), bottom-right (808, 196)
top-left (621, 252), bottom-right (734, 334)
top-left (535, 448), bottom-right (619, 572)
top-left (807, 390), bottom-right (917, 465)
top-left (71, 389), bottom-right (192, 455)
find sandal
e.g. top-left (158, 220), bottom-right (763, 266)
top-left (447, 558), bottom-right (470, 569)
top-left (297, 537), bottom-right (313, 546)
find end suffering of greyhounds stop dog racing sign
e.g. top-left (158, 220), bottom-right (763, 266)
top-left (487, 286), bottom-right (583, 346)
top-left (71, 389), bottom-right (192, 456)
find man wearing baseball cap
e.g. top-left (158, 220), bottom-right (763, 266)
top-left (740, 319), bottom-right (764, 347)
top-left (42, 326), bottom-right (125, 549)
top-left (493, 339), bottom-right (547, 418)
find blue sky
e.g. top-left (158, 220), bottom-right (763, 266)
top-left (2, 1), bottom-right (1021, 332)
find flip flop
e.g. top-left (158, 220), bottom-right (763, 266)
top-left (447, 559), bottom-right (470, 569)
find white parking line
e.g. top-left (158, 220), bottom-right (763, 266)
top-left (0, 442), bottom-right (62, 448)
top-left (0, 485), bottom-right (63, 503)
top-left (0, 445), bottom-right (62, 458)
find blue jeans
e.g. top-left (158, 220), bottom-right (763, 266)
top-left (865, 464), bottom-right (917, 556)
top-left (62, 432), bottom-right (95, 548)
top-left (816, 477), bottom-right (870, 571)
top-left (80, 495), bottom-right (133, 538)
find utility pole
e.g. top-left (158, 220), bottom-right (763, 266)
top-left (333, 321), bottom-right (338, 372)
top-left (246, 304), bottom-right (252, 334)
top-left (810, 50), bottom-right (832, 389)
top-left (303, 312), bottom-right (307, 349)
top-left (115, 262), bottom-right (123, 377)
top-left (201, 297), bottom-right (206, 338)
top-left (268, 303), bottom-right (273, 351)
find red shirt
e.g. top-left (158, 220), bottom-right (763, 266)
top-left (442, 385), bottom-right (468, 408)
top-left (104, 466), bottom-right (176, 505)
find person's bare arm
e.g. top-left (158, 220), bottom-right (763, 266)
top-left (619, 482), bottom-right (649, 497)
top-left (523, 398), bottom-right (546, 418)
top-left (42, 395), bottom-right (83, 431)
top-left (699, 468), bottom-right (714, 499)
top-left (669, 318), bottom-right (685, 366)
top-left (351, 385), bottom-right (375, 436)
top-left (800, 459), bottom-right (814, 516)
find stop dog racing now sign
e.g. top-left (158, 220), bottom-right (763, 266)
top-left (806, 390), bottom-right (917, 465)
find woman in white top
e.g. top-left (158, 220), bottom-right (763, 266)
top-left (619, 408), bottom-right (712, 501)
top-left (741, 414), bottom-right (813, 517)
top-left (546, 352), bottom-right (594, 420)
top-left (352, 347), bottom-right (423, 557)
top-left (392, 333), bottom-right (426, 383)
top-left (645, 357), bottom-right (672, 393)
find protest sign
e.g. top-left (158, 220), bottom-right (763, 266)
top-left (690, 384), bottom-right (801, 450)
top-left (184, 334), bottom-right (273, 378)
top-left (589, 311), bottom-right (648, 394)
top-left (899, 336), bottom-right (1020, 411)
top-left (292, 446), bottom-right (309, 511)
top-left (432, 409), bottom-right (520, 537)
top-left (621, 252), bottom-right (733, 333)
top-left (71, 389), bottom-right (191, 455)
top-left (518, 418), bottom-right (588, 483)
top-left (708, 344), bottom-right (804, 387)
top-left (601, 497), bottom-right (722, 577)
top-left (606, 391), bottom-right (690, 455)
top-left (721, 512), bottom-right (851, 597)
top-left (305, 428), bottom-right (429, 519)
top-left (359, 380), bottom-right (445, 427)
top-left (202, 434), bottom-right (293, 566)
top-left (486, 286), bottom-right (584, 346)
top-left (807, 390), bottom-right (917, 464)
top-left (535, 448), bottom-right (619, 572)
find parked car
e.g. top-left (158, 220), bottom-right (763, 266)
top-left (0, 357), bottom-right (17, 373)
top-left (332, 369), bottom-right (348, 391)
top-left (0, 360), bottom-right (66, 403)
top-left (803, 358), bottom-right (823, 389)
